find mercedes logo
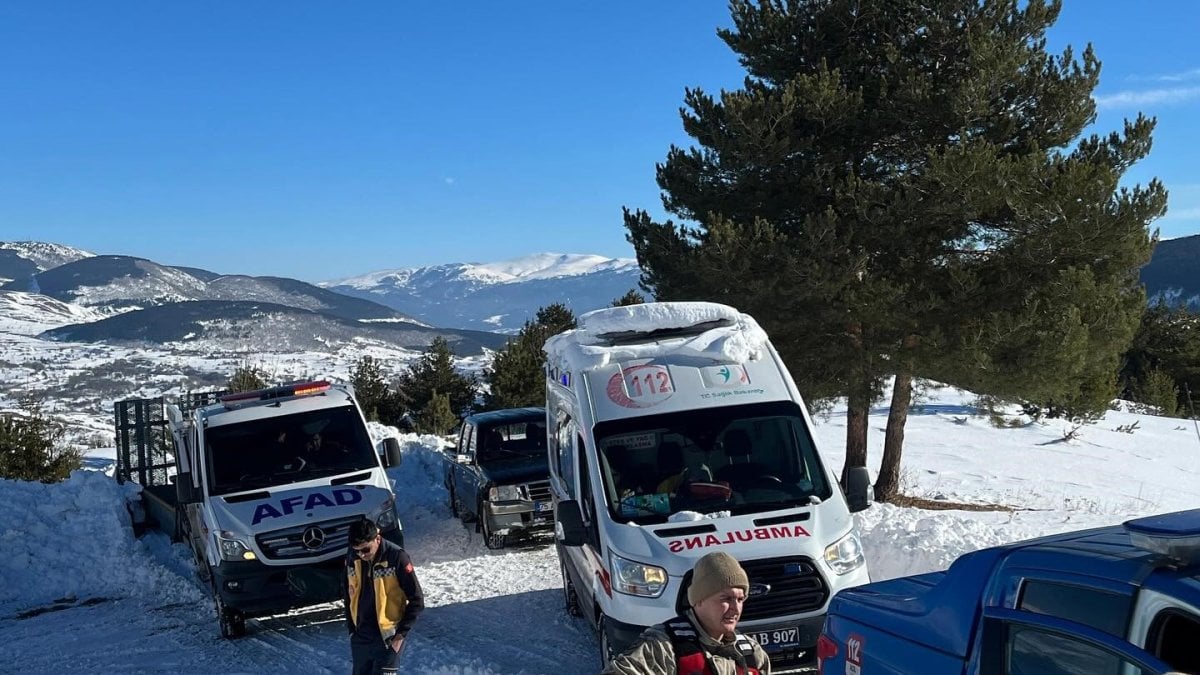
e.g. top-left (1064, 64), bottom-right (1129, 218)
top-left (301, 526), bottom-right (326, 550)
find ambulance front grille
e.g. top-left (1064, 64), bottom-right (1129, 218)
top-left (739, 556), bottom-right (828, 620)
top-left (256, 515), bottom-right (362, 560)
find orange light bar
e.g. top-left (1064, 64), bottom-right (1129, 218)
top-left (219, 380), bottom-right (332, 406)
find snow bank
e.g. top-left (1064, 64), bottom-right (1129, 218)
top-left (0, 470), bottom-right (205, 615)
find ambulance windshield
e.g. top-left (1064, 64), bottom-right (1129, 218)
top-left (593, 401), bottom-right (832, 524)
top-left (204, 405), bottom-right (378, 495)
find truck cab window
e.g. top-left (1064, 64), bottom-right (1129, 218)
top-left (1002, 624), bottom-right (1156, 675)
top-left (1018, 580), bottom-right (1131, 638)
top-left (1147, 609), bottom-right (1200, 673)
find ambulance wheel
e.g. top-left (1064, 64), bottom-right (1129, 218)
top-left (598, 615), bottom-right (616, 665)
top-left (214, 586), bottom-right (246, 639)
top-left (560, 557), bottom-right (581, 617)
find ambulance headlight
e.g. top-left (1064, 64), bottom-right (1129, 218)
top-left (611, 553), bottom-right (668, 597)
top-left (216, 531), bottom-right (256, 561)
top-left (371, 497), bottom-right (398, 530)
top-left (824, 531), bottom-right (865, 575)
top-left (488, 485), bottom-right (522, 502)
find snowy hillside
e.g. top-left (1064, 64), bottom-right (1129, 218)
top-left (320, 253), bottom-right (643, 333)
top-left (0, 241), bottom-right (93, 284)
top-left (1, 384), bottom-right (1198, 673)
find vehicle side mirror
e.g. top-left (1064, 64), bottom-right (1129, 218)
top-left (844, 466), bottom-right (873, 513)
top-left (378, 437), bottom-right (403, 468)
top-left (555, 499), bottom-right (587, 547)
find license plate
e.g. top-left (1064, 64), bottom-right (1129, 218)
top-left (749, 626), bottom-right (800, 652)
top-left (533, 500), bottom-right (553, 512)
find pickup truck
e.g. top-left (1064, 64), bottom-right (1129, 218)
top-left (444, 407), bottom-right (554, 549)
top-left (817, 509), bottom-right (1200, 674)
top-left (115, 380), bottom-right (404, 638)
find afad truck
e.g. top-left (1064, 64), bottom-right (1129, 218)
top-left (115, 380), bottom-right (404, 638)
top-left (816, 510), bottom-right (1200, 675)
top-left (544, 301), bottom-right (873, 673)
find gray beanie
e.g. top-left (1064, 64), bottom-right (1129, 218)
top-left (687, 551), bottom-right (750, 606)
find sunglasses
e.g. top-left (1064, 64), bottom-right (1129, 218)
top-left (351, 542), bottom-right (375, 556)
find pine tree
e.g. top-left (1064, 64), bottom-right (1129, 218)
top-left (612, 290), bottom-right (647, 307)
top-left (350, 356), bottom-right (390, 422)
top-left (397, 337), bottom-right (478, 419)
top-left (227, 364), bottom-right (267, 392)
top-left (535, 303), bottom-right (577, 335)
top-left (0, 399), bottom-right (82, 483)
top-left (1120, 304), bottom-right (1200, 415)
top-left (417, 391), bottom-right (457, 436)
top-left (625, 0), bottom-right (1164, 501)
top-left (483, 305), bottom-right (578, 410)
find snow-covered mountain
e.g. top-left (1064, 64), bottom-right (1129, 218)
top-left (0, 241), bottom-right (94, 285)
top-left (320, 253), bottom-right (643, 332)
top-left (0, 255), bottom-right (426, 323)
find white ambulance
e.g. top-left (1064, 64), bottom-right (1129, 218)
top-left (544, 302), bottom-right (871, 672)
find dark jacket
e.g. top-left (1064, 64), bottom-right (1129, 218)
top-left (344, 539), bottom-right (424, 641)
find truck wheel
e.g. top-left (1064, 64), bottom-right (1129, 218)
top-left (482, 515), bottom-right (506, 550)
top-left (214, 585), bottom-right (246, 639)
top-left (560, 557), bottom-right (581, 617)
top-left (598, 614), bottom-right (616, 665)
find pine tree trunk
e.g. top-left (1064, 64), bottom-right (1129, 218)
top-left (875, 371), bottom-right (913, 503)
top-left (842, 387), bottom-right (869, 485)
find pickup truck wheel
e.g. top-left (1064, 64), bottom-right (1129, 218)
top-left (560, 557), bottom-right (581, 617)
top-left (482, 514), bottom-right (506, 550)
top-left (213, 585), bottom-right (246, 639)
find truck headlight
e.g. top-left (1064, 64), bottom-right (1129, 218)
top-left (824, 531), bottom-right (865, 575)
top-left (371, 497), bottom-right (399, 530)
top-left (216, 530), bottom-right (256, 561)
top-left (488, 485), bottom-right (522, 502)
top-left (610, 553), bottom-right (668, 597)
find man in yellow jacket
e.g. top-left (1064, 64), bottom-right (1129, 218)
top-left (345, 519), bottom-right (424, 675)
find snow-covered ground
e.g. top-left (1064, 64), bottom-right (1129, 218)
top-left (1, 384), bottom-right (1199, 673)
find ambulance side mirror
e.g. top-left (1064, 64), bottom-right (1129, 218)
top-left (845, 466), bottom-right (873, 513)
top-left (555, 500), bottom-right (587, 547)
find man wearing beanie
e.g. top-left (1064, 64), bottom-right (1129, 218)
top-left (601, 551), bottom-right (771, 674)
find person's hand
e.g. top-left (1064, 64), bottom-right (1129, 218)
top-left (389, 634), bottom-right (404, 653)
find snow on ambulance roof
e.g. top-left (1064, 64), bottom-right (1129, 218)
top-left (544, 301), bottom-right (770, 371)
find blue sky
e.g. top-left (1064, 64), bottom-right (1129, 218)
top-left (1, 2), bottom-right (1197, 282)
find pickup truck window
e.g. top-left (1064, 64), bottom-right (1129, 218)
top-left (1004, 623), bottom-right (1157, 675)
top-left (1018, 580), bottom-right (1131, 638)
top-left (1148, 609), bottom-right (1200, 673)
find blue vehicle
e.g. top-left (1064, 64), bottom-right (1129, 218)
top-left (817, 509), bottom-right (1200, 674)
top-left (444, 407), bottom-right (554, 549)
